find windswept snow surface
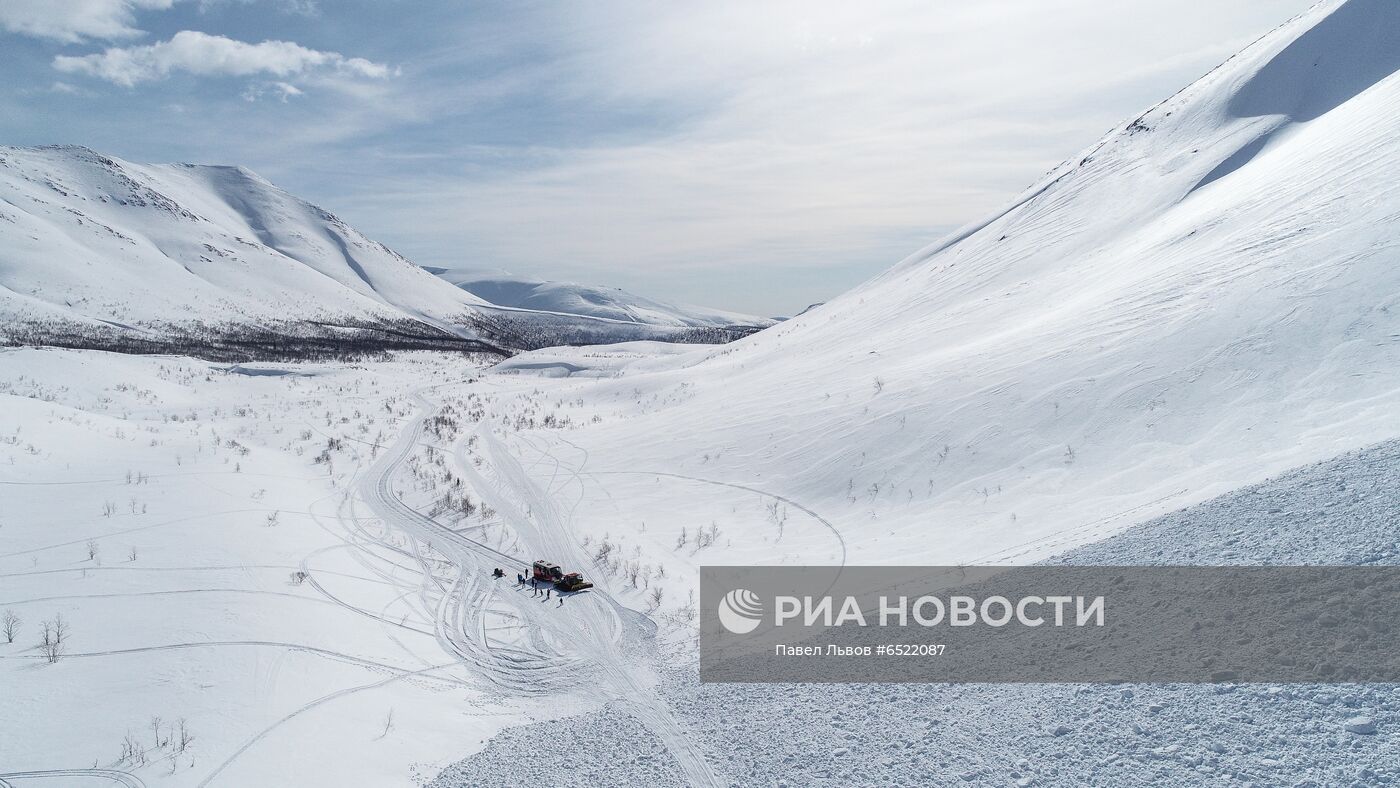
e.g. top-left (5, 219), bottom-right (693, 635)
top-left (0, 145), bottom-right (489, 343)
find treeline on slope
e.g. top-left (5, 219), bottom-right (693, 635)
top-left (1, 316), bottom-right (510, 363)
top-left (1, 309), bottom-right (768, 363)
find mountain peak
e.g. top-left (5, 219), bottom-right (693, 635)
top-left (0, 144), bottom-right (493, 356)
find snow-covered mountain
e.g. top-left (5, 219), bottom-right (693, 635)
top-left (500, 0), bottom-right (1400, 564)
top-left (428, 267), bottom-right (776, 330)
top-left (425, 267), bottom-right (776, 349)
top-left (0, 147), bottom-right (770, 359)
top-left (0, 145), bottom-right (511, 358)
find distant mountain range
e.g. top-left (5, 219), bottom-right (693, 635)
top-left (426, 267), bottom-right (776, 347)
top-left (0, 145), bottom-right (771, 359)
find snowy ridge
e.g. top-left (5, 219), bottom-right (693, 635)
top-left (0, 146), bottom-right (492, 333)
top-left (0, 145), bottom-right (772, 359)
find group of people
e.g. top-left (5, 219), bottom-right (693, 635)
top-left (497, 568), bottom-right (563, 605)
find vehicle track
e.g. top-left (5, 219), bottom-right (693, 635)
top-left (355, 397), bottom-right (589, 695)
top-left (587, 468), bottom-right (848, 567)
top-left (358, 389), bottom-right (721, 786)
top-left (0, 640), bottom-right (468, 687)
top-left (471, 423), bottom-right (718, 787)
top-left (195, 661), bottom-right (461, 788)
top-left (0, 768), bottom-right (145, 787)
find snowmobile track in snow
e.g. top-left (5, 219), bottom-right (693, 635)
top-left (352, 387), bottom-right (723, 786)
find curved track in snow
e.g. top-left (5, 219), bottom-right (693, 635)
top-left (0, 769), bottom-right (145, 788)
top-left (589, 468), bottom-right (847, 568)
top-left (353, 389), bottom-right (721, 786)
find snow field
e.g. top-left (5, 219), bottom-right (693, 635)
top-left (0, 349), bottom-right (587, 787)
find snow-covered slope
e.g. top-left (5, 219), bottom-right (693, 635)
top-left (0, 145), bottom-right (772, 357)
top-left (495, 0), bottom-right (1400, 564)
top-left (428, 267), bottom-right (776, 331)
top-left (0, 145), bottom-right (500, 356)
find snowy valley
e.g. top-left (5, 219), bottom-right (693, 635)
top-left (3, 0), bottom-right (1400, 786)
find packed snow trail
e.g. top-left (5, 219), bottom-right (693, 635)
top-left (0, 770), bottom-right (145, 788)
top-left (471, 425), bottom-right (721, 788)
top-left (354, 389), bottom-right (722, 786)
top-left (356, 406), bottom-right (583, 693)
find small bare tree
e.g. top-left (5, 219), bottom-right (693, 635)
top-left (2, 609), bottom-right (19, 643)
top-left (175, 718), bottom-right (194, 753)
top-left (695, 522), bottom-right (721, 550)
top-left (120, 730), bottom-right (146, 766)
top-left (593, 538), bottom-right (615, 564)
top-left (677, 589), bottom-right (697, 623)
top-left (39, 614), bottom-right (66, 663)
top-left (86, 540), bottom-right (99, 561)
top-left (647, 586), bottom-right (665, 613)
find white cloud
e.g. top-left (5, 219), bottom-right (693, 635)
top-left (0, 0), bottom-right (175, 43)
top-left (197, 0), bottom-right (319, 15)
top-left (242, 80), bottom-right (304, 102)
top-left (320, 0), bottom-right (1317, 315)
top-left (53, 30), bottom-right (391, 87)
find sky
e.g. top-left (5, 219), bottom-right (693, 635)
top-left (0, 0), bottom-right (1316, 316)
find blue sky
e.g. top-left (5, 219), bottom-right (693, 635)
top-left (1, 0), bottom-right (1313, 316)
